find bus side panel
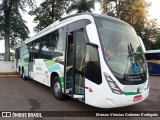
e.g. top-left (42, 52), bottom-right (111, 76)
top-left (147, 61), bottom-right (160, 75)
top-left (33, 59), bottom-right (64, 92)
top-left (43, 59), bottom-right (64, 92)
top-left (20, 45), bottom-right (29, 77)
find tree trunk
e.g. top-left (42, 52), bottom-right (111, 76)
top-left (4, 31), bottom-right (10, 61)
top-left (4, 12), bottom-right (10, 61)
top-left (4, 0), bottom-right (12, 61)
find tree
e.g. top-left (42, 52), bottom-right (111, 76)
top-left (0, 0), bottom-right (35, 61)
top-left (98, 0), bottom-right (116, 15)
top-left (67, 0), bottom-right (95, 13)
top-left (153, 33), bottom-right (160, 49)
top-left (29, 0), bottom-right (70, 32)
top-left (147, 26), bottom-right (160, 50)
top-left (100, 0), bottom-right (159, 50)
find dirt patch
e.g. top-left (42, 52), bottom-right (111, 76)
top-left (28, 98), bottom-right (41, 111)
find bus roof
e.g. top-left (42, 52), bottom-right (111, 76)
top-left (23, 13), bottom-right (131, 45)
top-left (60, 13), bottom-right (130, 26)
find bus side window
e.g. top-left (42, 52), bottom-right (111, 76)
top-left (40, 35), bottom-right (51, 59)
top-left (85, 45), bottom-right (102, 85)
top-left (27, 42), bottom-right (34, 62)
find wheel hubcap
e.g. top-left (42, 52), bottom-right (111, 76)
top-left (54, 81), bottom-right (61, 96)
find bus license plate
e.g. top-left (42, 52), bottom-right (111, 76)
top-left (133, 95), bottom-right (142, 102)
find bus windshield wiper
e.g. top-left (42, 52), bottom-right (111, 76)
top-left (123, 43), bottom-right (135, 81)
top-left (128, 43), bottom-right (136, 57)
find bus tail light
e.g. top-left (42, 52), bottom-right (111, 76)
top-left (104, 72), bottom-right (123, 95)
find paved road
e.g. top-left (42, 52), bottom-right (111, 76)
top-left (0, 76), bottom-right (159, 120)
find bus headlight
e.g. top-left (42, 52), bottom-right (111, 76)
top-left (104, 72), bottom-right (123, 95)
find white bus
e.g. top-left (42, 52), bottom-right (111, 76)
top-left (15, 13), bottom-right (149, 108)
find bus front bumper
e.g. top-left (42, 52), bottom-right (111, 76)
top-left (86, 89), bottom-right (149, 108)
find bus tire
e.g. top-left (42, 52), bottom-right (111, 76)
top-left (52, 76), bottom-right (65, 100)
top-left (22, 72), bottom-right (28, 80)
top-left (20, 69), bottom-right (23, 78)
top-left (21, 68), bottom-right (27, 80)
top-left (18, 66), bottom-right (21, 74)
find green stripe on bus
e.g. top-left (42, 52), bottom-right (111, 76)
top-left (60, 77), bottom-right (64, 93)
top-left (43, 59), bottom-right (50, 62)
top-left (24, 58), bottom-right (29, 62)
top-left (124, 92), bottom-right (141, 96)
top-left (24, 64), bottom-right (28, 67)
top-left (45, 60), bottom-right (56, 68)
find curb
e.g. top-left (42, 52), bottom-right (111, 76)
top-left (0, 75), bottom-right (19, 78)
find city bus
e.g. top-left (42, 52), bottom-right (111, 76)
top-left (15, 13), bottom-right (149, 108)
top-left (145, 50), bottom-right (160, 75)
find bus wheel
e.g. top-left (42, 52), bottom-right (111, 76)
top-left (22, 70), bottom-right (27, 80)
top-left (53, 76), bottom-right (64, 100)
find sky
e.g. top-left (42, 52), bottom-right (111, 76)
top-left (0, 0), bottom-right (160, 53)
top-left (147, 0), bottom-right (160, 23)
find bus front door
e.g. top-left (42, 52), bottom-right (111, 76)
top-left (65, 30), bottom-right (85, 101)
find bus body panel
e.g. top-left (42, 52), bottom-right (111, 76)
top-left (147, 60), bottom-right (160, 75)
top-left (33, 59), bottom-right (64, 87)
top-left (19, 43), bottom-right (65, 89)
top-left (85, 75), bottom-right (149, 108)
top-left (85, 51), bottom-right (149, 108)
top-left (145, 50), bottom-right (160, 75)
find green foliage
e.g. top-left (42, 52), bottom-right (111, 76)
top-left (152, 30), bottom-right (160, 49)
top-left (100, 0), bottom-right (160, 50)
top-left (0, 0), bottom-right (35, 61)
top-left (10, 8), bottom-right (30, 46)
top-left (142, 19), bottom-right (159, 50)
top-left (29, 0), bottom-right (70, 32)
top-left (67, 0), bottom-right (95, 13)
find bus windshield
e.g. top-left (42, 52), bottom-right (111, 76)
top-left (95, 17), bottom-right (147, 85)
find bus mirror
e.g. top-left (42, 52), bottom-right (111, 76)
top-left (86, 42), bottom-right (98, 48)
top-left (86, 24), bottom-right (100, 46)
top-left (138, 36), bottom-right (146, 53)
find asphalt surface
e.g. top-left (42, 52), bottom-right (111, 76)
top-left (0, 76), bottom-right (159, 120)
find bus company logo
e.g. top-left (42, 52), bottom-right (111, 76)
top-left (2, 112), bottom-right (11, 117)
top-left (1, 112), bottom-right (42, 118)
top-left (137, 87), bottom-right (140, 93)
